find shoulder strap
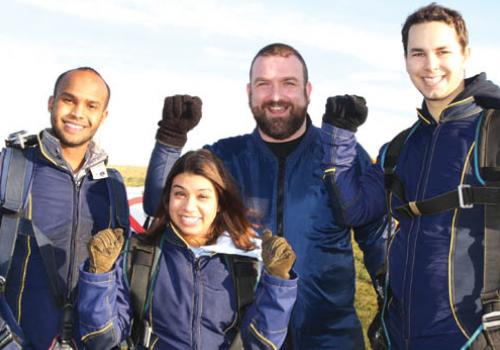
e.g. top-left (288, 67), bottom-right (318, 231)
top-left (225, 255), bottom-right (258, 322)
top-left (127, 234), bottom-right (161, 347)
top-left (224, 255), bottom-right (258, 349)
top-left (382, 124), bottom-right (418, 203)
top-left (0, 146), bottom-right (35, 347)
top-left (105, 169), bottom-right (129, 230)
top-left (479, 109), bottom-right (500, 312)
top-left (0, 147), bottom-right (35, 279)
top-left (465, 109), bottom-right (500, 350)
top-left (478, 109), bottom-right (500, 182)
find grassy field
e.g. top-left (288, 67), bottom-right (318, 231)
top-left (115, 165), bottom-right (378, 349)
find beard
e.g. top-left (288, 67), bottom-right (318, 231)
top-left (250, 99), bottom-right (308, 140)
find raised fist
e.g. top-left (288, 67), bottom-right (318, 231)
top-left (156, 95), bottom-right (203, 147)
top-left (322, 95), bottom-right (367, 132)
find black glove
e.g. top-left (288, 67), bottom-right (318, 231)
top-left (156, 95), bottom-right (202, 147)
top-left (322, 95), bottom-right (368, 132)
top-left (368, 313), bottom-right (387, 350)
top-left (368, 266), bottom-right (388, 350)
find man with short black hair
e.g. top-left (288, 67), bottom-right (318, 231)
top-left (321, 3), bottom-right (500, 348)
top-left (0, 67), bottom-right (128, 349)
top-left (144, 43), bottom-right (387, 349)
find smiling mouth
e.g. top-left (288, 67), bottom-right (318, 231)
top-left (422, 76), bottom-right (444, 87)
top-left (63, 121), bottom-right (85, 131)
top-left (180, 215), bottom-right (201, 226)
top-left (264, 102), bottom-right (291, 116)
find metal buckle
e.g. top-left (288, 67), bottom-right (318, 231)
top-left (142, 320), bottom-right (152, 347)
top-left (483, 311), bottom-right (500, 330)
top-left (0, 276), bottom-right (5, 294)
top-left (458, 184), bottom-right (473, 209)
top-left (0, 321), bottom-right (13, 349)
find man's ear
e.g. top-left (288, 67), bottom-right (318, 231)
top-left (48, 96), bottom-right (54, 112)
top-left (305, 81), bottom-right (312, 103)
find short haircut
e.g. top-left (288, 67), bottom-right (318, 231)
top-left (52, 67), bottom-right (111, 107)
top-left (401, 3), bottom-right (469, 56)
top-left (249, 43), bottom-right (309, 84)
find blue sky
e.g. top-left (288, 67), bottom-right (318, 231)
top-left (2, 0), bottom-right (499, 165)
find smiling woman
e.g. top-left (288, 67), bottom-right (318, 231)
top-left (78, 149), bottom-right (298, 350)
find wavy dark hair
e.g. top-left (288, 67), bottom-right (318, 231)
top-left (146, 149), bottom-right (256, 250)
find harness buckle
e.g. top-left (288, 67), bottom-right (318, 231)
top-left (142, 320), bottom-right (152, 348)
top-left (0, 326), bottom-right (13, 349)
top-left (482, 311), bottom-right (500, 331)
top-left (5, 131), bottom-right (36, 150)
top-left (458, 184), bottom-right (473, 209)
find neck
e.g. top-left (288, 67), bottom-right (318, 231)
top-left (61, 143), bottom-right (88, 173)
top-left (425, 81), bottom-right (466, 122)
top-left (171, 223), bottom-right (212, 248)
top-left (183, 235), bottom-right (210, 248)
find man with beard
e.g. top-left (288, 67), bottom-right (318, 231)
top-left (0, 67), bottom-right (128, 349)
top-left (143, 43), bottom-right (386, 349)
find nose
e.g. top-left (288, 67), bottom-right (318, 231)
top-left (71, 103), bottom-right (85, 119)
top-left (184, 195), bottom-right (197, 211)
top-left (269, 83), bottom-right (282, 102)
top-left (425, 53), bottom-right (439, 71)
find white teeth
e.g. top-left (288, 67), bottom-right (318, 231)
top-left (269, 106), bottom-right (285, 112)
top-left (65, 122), bottom-right (84, 130)
top-left (423, 76), bottom-right (443, 86)
top-left (180, 216), bottom-right (200, 225)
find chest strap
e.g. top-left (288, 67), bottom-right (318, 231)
top-left (394, 184), bottom-right (500, 218)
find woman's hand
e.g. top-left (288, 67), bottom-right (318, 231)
top-left (261, 229), bottom-right (296, 279)
top-left (87, 228), bottom-right (125, 273)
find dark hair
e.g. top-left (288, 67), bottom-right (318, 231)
top-left (147, 149), bottom-right (256, 250)
top-left (249, 43), bottom-right (309, 84)
top-left (53, 67), bottom-right (111, 107)
top-left (402, 3), bottom-right (468, 56)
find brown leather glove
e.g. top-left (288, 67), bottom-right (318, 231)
top-left (88, 228), bottom-right (125, 274)
top-left (261, 229), bottom-right (296, 280)
top-left (156, 95), bottom-right (202, 147)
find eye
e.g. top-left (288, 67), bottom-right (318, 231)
top-left (198, 193), bottom-right (211, 201)
top-left (173, 190), bottom-right (186, 198)
top-left (88, 103), bottom-right (98, 110)
top-left (255, 81), bottom-right (270, 88)
top-left (411, 52), bottom-right (424, 57)
top-left (284, 80), bottom-right (297, 87)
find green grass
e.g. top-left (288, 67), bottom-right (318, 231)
top-left (111, 165), bottom-right (147, 187)
top-left (353, 237), bottom-right (378, 349)
top-left (115, 165), bottom-right (378, 349)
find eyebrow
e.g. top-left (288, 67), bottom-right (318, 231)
top-left (253, 76), bottom-right (300, 83)
top-left (58, 92), bottom-right (102, 106)
top-left (172, 184), bottom-right (214, 192)
top-left (409, 45), bottom-right (451, 53)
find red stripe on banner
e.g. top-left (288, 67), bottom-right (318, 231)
top-left (128, 196), bottom-right (145, 233)
top-left (130, 215), bottom-right (145, 233)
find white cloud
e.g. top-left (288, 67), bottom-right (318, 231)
top-left (20, 0), bottom-right (401, 70)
